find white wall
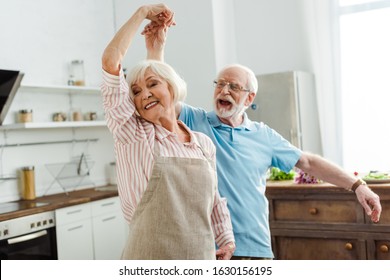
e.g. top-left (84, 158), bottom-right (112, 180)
top-left (0, 0), bottom-right (313, 203)
top-left (0, 0), bottom-right (114, 86)
top-left (212, 0), bottom-right (238, 70)
top-left (233, 0), bottom-right (311, 75)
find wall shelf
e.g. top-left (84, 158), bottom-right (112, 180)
top-left (0, 138), bottom-right (99, 148)
top-left (0, 176), bottom-right (17, 181)
top-left (19, 84), bottom-right (101, 95)
top-left (0, 121), bottom-right (107, 130)
top-left (0, 84), bottom-right (106, 131)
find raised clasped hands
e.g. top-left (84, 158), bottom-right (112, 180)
top-left (142, 3), bottom-right (175, 34)
top-left (141, 4), bottom-right (175, 57)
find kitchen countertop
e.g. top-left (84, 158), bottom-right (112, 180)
top-left (267, 180), bottom-right (390, 189)
top-left (2, 181), bottom-right (388, 222)
top-left (265, 180), bottom-right (390, 199)
top-left (0, 185), bottom-right (119, 222)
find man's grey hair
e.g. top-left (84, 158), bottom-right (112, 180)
top-left (218, 64), bottom-right (258, 94)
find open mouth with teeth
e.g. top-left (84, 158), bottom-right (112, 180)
top-left (218, 99), bottom-right (232, 107)
top-left (144, 101), bottom-right (159, 110)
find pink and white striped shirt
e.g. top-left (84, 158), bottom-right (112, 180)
top-left (101, 68), bottom-right (234, 247)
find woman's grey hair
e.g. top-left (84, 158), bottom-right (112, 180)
top-left (218, 64), bottom-right (258, 94)
top-left (126, 60), bottom-right (187, 104)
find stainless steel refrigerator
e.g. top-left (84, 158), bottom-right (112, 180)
top-left (246, 71), bottom-right (322, 155)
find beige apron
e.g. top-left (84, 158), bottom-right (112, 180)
top-left (121, 136), bottom-right (217, 260)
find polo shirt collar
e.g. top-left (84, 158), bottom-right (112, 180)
top-left (207, 111), bottom-right (254, 131)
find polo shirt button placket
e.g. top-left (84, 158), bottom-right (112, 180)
top-left (231, 128), bottom-right (239, 144)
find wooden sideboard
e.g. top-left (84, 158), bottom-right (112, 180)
top-left (265, 181), bottom-right (390, 260)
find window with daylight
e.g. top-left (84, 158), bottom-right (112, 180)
top-left (338, 0), bottom-right (390, 172)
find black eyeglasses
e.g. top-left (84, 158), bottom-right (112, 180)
top-left (213, 80), bottom-right (250, 93)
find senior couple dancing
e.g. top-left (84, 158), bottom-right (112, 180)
top-left (101, 3), bottom-right (381, 260)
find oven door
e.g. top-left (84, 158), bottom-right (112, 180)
top-left (0, 227), bottom-right (57, 260)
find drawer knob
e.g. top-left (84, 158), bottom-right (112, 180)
top-left (380, 245), bottom-right (389, 253)
top-left (345, 243), bottom-right (353, 250)
top-left (309, 208), bottom-right (318, 215)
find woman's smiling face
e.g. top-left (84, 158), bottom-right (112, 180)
top-left (131, 69), bottom-right (174, 124)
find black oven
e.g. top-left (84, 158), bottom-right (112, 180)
top-left (0, 210), bottom-right (57, 260)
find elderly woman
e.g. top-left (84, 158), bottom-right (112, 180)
top-left (101, 4), bottom-right (235, 260)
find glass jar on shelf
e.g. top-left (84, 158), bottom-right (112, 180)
top-left (70, 60), bottom-right (85, 86)
top-left (17, 109), bottom-right (33, 123)
top-left (71, 108), bottom-right (83, 121)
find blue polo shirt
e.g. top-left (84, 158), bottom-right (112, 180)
top-left (179, 103), bottom-right (302, 258)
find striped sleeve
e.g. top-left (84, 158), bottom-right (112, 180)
top-left (101, 68), bottom-right (142, 144)
top-left (198, 133), bottom-right (235, 247)
top-left (212, 189), bottom-right (235, 247)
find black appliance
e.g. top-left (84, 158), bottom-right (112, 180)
top-left (0, 203), bottom-right (57, 260)
top-left (0, 69), bottom-right (24, 125)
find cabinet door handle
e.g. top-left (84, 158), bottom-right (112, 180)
top-left (101, 202), bottom-right (115, 207)
top-left (380, 245), bottom-right (389, 253)
top-left (309, 208), bottom-right (318, 215)
top-left (68, 225), bottom-right (83, 232)
top-left (345, 243), bottom-right (353, 250)
top-left (67, 209), bottom-right (82, 215)
top-left (102, 216), bottom-right (116, 223)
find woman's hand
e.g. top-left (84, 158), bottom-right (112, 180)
top-left (141, 4), bottom-right (175, 60)
top-left (216, 242), bottom-right (235, 260)
top-left (142, 4), bottom-right (176, 27)
top-left (102, 4), bottom-right (175, 74)
top-left (142, 21), bottom-right (168, 60)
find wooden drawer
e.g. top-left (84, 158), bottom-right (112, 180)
top-left (366, 200), bottom-right (390, 225)
top-left (374, 240), bottom-right (390, 260)
top-left (273, 235), bottom-right (365, 260)
top-left (272, 199), bottom-right (359, 223)
top-left (267, 184), bottom-right (390, 259)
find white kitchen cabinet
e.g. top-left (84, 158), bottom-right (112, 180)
top-left (55, 197), bottom-right (127, 260)
top-left (55, 203), bottom-right (94, 260)
top-left (91, 197), bottom-right (127, 260)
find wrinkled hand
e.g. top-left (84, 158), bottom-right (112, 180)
top-left (142, 21), bottom-right (168, 53)
top-left (355, 184), bottom-right (382, 223)
top-left (143, 4), bottom-right (176, 28)
top-left (141, 4), bottom-right (175, 55)
top-left (216, 242), bottom-right (235, 260)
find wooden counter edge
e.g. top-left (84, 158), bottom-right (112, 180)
top-left (266, 180), bottom-right (390, 189)
top-left (0, 185), bottom-right (119, 222)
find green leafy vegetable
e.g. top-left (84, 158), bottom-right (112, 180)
top-left (363, 171), bottom-right (390, 180)
top-left (269, 167), bottom-right (295, 181)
